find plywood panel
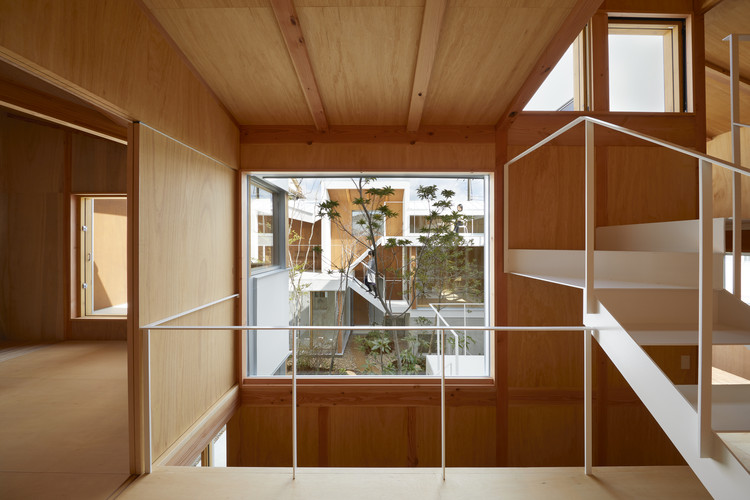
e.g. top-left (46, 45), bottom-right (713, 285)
top-left (705, 71), bottom-right (750, 139)
top-left (71, 132), bottom-right (127, 194)
top-left (144, 4), bottom-right (311, 126)
top-left (604, 404), bottom-right (685, 465)
top-left (507, 404), bottom-right (583, 466)
top-left (328, 406), bottom-right (410, 466)
top-left (507, 275), bottom-right (583, 389)
top-left (507, 145), bottom-right (585, 249)
top-left (446, 406), bottom-right (495, 466)
top-left (708, 128), bottom-right (750, 218)
top-left (422, 1), bottom-right (577, 125)
top-left (150, 301), bottom-right (236, 460)
top-left (0, 0), bottom-right (238, 166)
top-left (604, 146), bottom-right (698, 226)
top-left (297, 4), bottom-right (421, 126)
top-left (69, 318), bottom-right (127, 341)
top-left (0, 113), bottom-right (65, 341)
top-left (241, 143), bottom-right (494, 171)
top-left (713, 345), bottom-right (750, 381)
top-left (137, 126), bottom-right (235, 325)
top-left (136, 125), bottom-right (237, 460)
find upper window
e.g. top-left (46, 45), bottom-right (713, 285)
top-left (608, 19), bottom-right (684, 112)
top-left (525, 31), bottom-right (588, 111)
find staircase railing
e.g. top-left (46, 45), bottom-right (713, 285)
top-left (504, 114), bottom-right (750, 467)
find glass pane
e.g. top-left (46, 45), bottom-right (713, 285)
top-left (525, 45), bottom-right (576, 111)
top-left (250, 183), bottom-right (274, 269)
top-left (249, 176), bottom-right (490, 377)
top-left (87, 198), bottom-right (127, 316)
top-left (608, 33), bottom-right (666, 112)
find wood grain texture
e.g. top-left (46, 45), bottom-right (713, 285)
top-left (507, 145), bottom-right (586, 249)
top-left (497, 0), bottom-right (602, 128)
top-left (425, 1), bottom-right (578, 126)
top-left (297, 2), bottom-right (422, 126)
top-left (706, 129), bottom-right (750, 218)
top-left (135, 124), bottom-right (237, 461)
top-left (704, 0), bottom-right (750, 138)
top-left (241, 142), bottom-right (494, 172)
top-left (71, 132), bottom-right (127, 194)
top-left (0, 0), bottom-right (239, 166)
top-left (0, 61), bottom-right (127, 142)
top-left (69, 318), bottom-right (127, 341)
top-left (406, 0), bottom-right (447, 132)
top-left (271, 0), bottom-right (328, 130)
top-left (0, 113), bottom-right (65, 341)
top-left (713, 345), bottom-right (750, 381)
top-left (241, 125), bottom-right (495, 144)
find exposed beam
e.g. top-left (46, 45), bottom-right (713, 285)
top-left (271, 0), bottom-right (328, 132)
top-left (699, 0), bottom-right (726, 15)
top-left (240, 125), bottom-right (495, 144)
top-left (0, 78), bottom-right (127, 143)
top-left (496, 0), bottom-right (604, 130)
top-left (706, 60), bottom-right (750, 93)
top-left (406, 0), bottom-right (447, 132)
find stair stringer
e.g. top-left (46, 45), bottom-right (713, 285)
top-left (586, 303), bottom-right (750, 500)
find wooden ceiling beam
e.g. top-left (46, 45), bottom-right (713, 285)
top-left (496, 0), bottom-right (604, 131)
top-left (705, 60), bottom-right (750, 93)
top-left (406, 0), bottom-right (447, 132)
top-left (271, 0), bottom-right (328, 132)
top-left (240, 125), bottom-right (495, 144)
top-left (699, 0), bottom-right (726, 15)
top-left (0, 78), bottom-right (127, 143)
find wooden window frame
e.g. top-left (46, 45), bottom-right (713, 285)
top-left (607, 18), bottom-right (686, 113)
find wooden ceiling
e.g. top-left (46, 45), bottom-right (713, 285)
top-left (140, 0), bottom-right (581, 129)
top-left (704, 0), bottom-right (750, 139)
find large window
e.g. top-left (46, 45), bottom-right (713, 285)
top-left (246, 175), bottom-right (491, 378)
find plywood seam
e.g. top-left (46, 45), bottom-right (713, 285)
top-left (137, 122), bottom-right (237, 172)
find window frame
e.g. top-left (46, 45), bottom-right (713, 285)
top-left (607, 17), bottom-right (686, 113)
top-left (242, 173), bottom-right (495, 385)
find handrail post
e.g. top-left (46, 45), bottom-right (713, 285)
top-left (584, 329), bottom-right (593, 475)
top-left (292, 327), bottom-right (297, 479)
top-left (584, 120), bottom-right (596, 316)
top-left (583, 119), bottom-right (595, 475)
top-left (728, 34), bottom-right (742, 299)
top-left (143, 328), bottom-right (152, 474)
top-left (441, 327), bottom-right (446, 481)
top-left (698, 159), bottom-right (714, 458)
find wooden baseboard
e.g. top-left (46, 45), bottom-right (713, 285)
top-left (154, 385), bottom-right (240, 467)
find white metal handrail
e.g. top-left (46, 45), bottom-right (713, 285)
top-left (504, 109), bottom-right (749, 468)
top-left (139, 323), bottom-right (598, 479)
top-left (428, 303), bottom-right (461, 374)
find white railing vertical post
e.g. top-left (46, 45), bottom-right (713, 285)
top-left (698, 159), bottom-right (714, 458)
top-left (292, 327), bottom-right (297, 479)
top-left (584, 120), bottom-right (596, 315)
top-left (584, 329), bottom-right (593, 475)
top-left (441, 327), bottom-right (446, 481)
top-left (727, 34), bottom-right (742, 300)
top-left (144, 328), bottom-right (152, 474)
top-left (504, 162), bottom-right (510, 273)
top-left (583, 119), bottom-right (595, 474)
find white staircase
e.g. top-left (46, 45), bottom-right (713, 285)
top-left (507, 218), bottom-right (750, 499)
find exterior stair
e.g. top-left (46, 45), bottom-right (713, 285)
top-left (507, 218), bottom-right (750, 499)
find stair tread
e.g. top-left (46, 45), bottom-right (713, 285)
top-left (676, 385), bottom-right (750, 432)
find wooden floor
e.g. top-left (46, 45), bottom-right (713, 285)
top-left (118, 466), bottom-right (710, 500)
top-left (0, 341), bottom-right (130, 500)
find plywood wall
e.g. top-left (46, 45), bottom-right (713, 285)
top-left (0, 112), bottom-right (65, 341)
top-left (135, 124), bottom-right (236, 461)
top-left (0, 0), bottom-right (238, 167)
top-left (0, 110), bottom-right (128, 342)
top-left (241, 143), bottom-right (494, 172)
top-left (708, 128), bottom-right (750, 219)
